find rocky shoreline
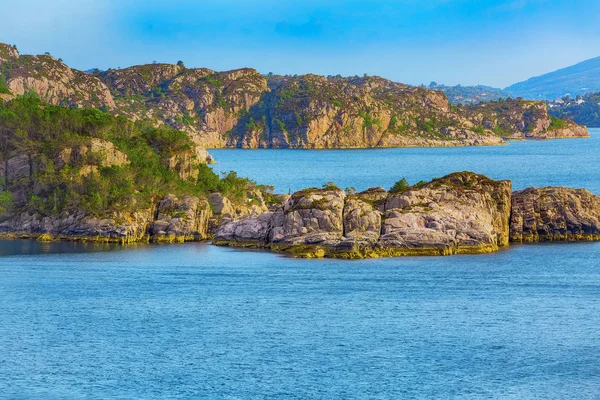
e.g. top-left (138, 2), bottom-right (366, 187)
top-left (214, 172), bottom-right (600, 258)
top-left (3, 172), bottom-right (600, 259)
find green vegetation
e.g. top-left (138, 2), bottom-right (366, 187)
top-left (202, 75), bottom-right (224, 87)
top-left (390, 178), bottom-right (410, 193)
top-left (0, 73), bottom-right (10, 94)
top-left (0, 191), bottom-right (13, 214)
top-left (387, 115), bottom-right (410, 135)
top-left (416, 119), bottom-right (435, 133)
top-left (322, 182), bottom-right (338, 190)
top-left (294, 112), bottom-right (303, 127)
top-left (0, 95), bottom-right (259, 217)
top-left (331, 99), bottom-right (343, 107)
top-left (359, 111), bottom-right (382, 130)
top-left (548, 116), bottom-right (568, 130)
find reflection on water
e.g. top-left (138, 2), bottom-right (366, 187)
top-left (0, 239), bottom-right (143, 256)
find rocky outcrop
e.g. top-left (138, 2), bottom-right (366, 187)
top-left (510, 187), bottom-right (600, 242)
top-left (0, 209), bottom-right (152, 243)
top-left (213, 212), bottom-right (274, 247)
top-left (378, 173), bottom-right (512, 256)
top-left (149, 195), bottom-right (212, 242)
top-left (209, 193), bottom-right (236, 218)
top-left (57, 139), bottom-right (129, 171)
top-left (96, 65), bottom-right (269, 148)
top-left (229, 74), bottom-right (506, 149)
top-left (214, 172), bottom-right (513, 258)
top-left (269, 187), bottom-right (346, 257)
top-left (0, 44), bottom-right (214, 162)
top-left (0, 45), bottom-right (115, 109)
top-left (0, 193), bottom-right (212, 243)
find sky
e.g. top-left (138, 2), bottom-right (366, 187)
top-left (1, 0), bottom-right (599, 88)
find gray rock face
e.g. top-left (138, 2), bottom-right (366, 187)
top-left (0, 209), bottom-right (152, 243)
top-left (510, 187), bottom-right (600, 242)
top-left (378, 173), bottom-right (512, 255)
top-left (214, 212), bottom-right (273, 247)
top-left (343, 197), bottom-right (381, 240)
top-left (209, 193), bottom-right (236, 217)
top-left (0, 193), bottom-right (210, 243)
top-left (270, 188), bottom-right (346, 249)
top-left (149, 195), bottom-right (212, 242)
top-left (57, 139), bottom-right (129, 171)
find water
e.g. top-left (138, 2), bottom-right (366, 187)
top-left (2, 131), bottom-right (600, 399)
top-left (1, 243), bottom-right (599, 399)
top-left (210, 128), bottom-right (600, 194)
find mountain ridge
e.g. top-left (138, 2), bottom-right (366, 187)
top-left (505, 56), bottom-right (600, 100)
top-left (0, 42), bottom-right (587, 149)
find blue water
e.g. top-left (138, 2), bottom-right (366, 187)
top-left (210, 128), bottom-right (600, 194)
top-left (2, 131), bottom-right (600, 399)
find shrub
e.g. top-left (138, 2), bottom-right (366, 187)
top-left (322, 182), bottom-right (338, 190)
top-left (390, 178), bottom-right (410, 193)
top-left (549, 116), bottom-right (568, 130)
top-left (0, 191), bottom-right (14, 214)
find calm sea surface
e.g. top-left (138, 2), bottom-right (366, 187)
top-left (1, 130), bottom-right (600, 399)
top-left (210, 128), bottom-right (600, 194)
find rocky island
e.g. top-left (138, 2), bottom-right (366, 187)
top-left (214, 172), bottom-right (600, 258)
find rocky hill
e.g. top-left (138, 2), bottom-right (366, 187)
top-left (466, 98), bottom-right (588, 139)
top-left (505, 56), bottom-right (600, 100)
top-left (548, 92), bottom-right (600, 127)
top-left (0, 43), bottom-right (588, 149)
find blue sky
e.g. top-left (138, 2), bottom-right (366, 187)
top-left (1, 0), bottom-right (598, 87)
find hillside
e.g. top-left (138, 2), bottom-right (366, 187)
top-left (0, 95), bottom-right (272, 242)
top-left (0, 42), bottom-right (588, 148)
top-left (548, 93), bottom-right (600, 127)
top-left (426, 83), bottom-right (509, 104)
top-left (505, 56), bottom-right (600, 100)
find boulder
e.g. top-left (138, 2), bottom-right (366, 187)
top-left (0, 209), bottom-right (152, 243)
top-left (209, 193), bottom-right (236, 217)
top-left (510, 187), bottom-right (600, 242)
top-left (56, 139), bottom-right (129, 170)
top-left (214, 212), bottom-right (273, 247)
top-left (213, 172), bottom-right (513, 258)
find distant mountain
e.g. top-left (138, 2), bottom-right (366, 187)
top-left (505, 56), bottom-right (600, 100)
top-left (426, 83), bottom-right (509, 104)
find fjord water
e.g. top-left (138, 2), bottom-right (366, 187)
top-left (1, 130), bottom-right (599, 399)
top-left (210, 128), bottom-right (600, 194)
